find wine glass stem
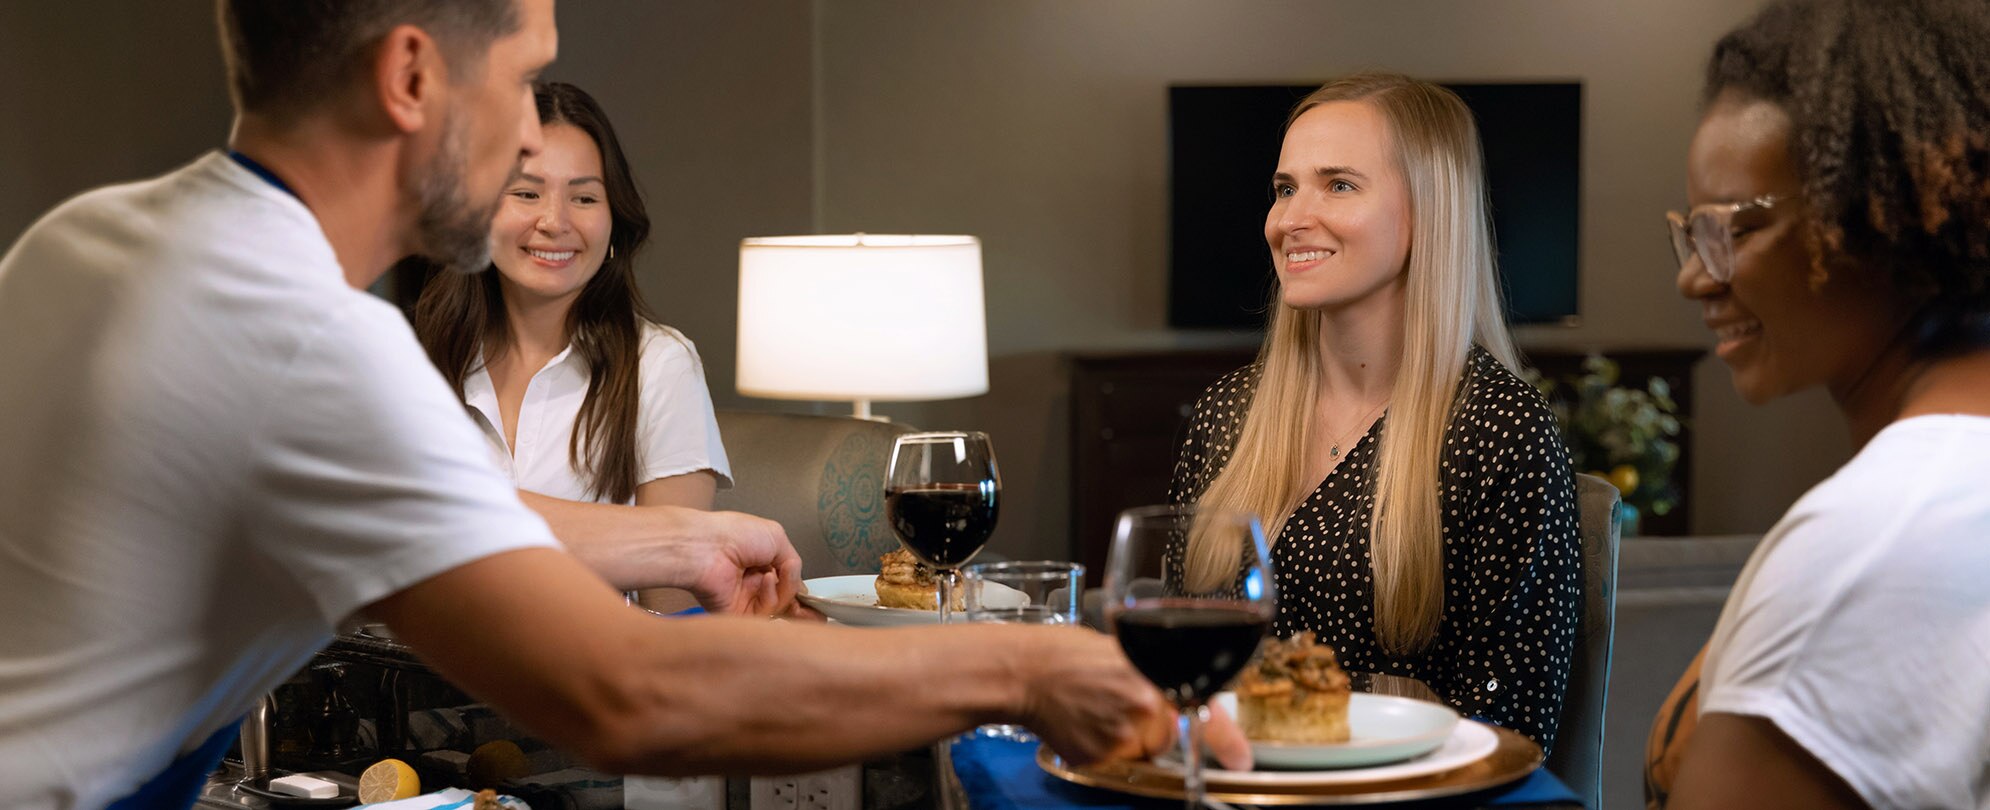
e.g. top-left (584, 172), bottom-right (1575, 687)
top-left (937, 569), bottom-right (956, 625)
top-left (1179, 702), bottom-right (1205, 809)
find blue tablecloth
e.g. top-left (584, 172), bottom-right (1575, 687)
top-left (950, 735), bottom-right (1584, 809)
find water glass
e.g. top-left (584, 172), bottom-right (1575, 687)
top-left (963, 560), bottom-right (1085, 741)
top-left (963, 560), bottom-right (1083, 625)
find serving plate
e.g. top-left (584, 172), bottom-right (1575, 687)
top-left (1037, 719), bottom-right (1539, 805)
top-left (797, 575), bottom-right (1026, 626)
top-left (1213, 691), bottom-right (1460, 770)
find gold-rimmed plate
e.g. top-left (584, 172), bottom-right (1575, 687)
top-left (1036, 721), bottom-right (1543, 805)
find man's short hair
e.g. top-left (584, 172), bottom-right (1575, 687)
top-left (217, 0), bottom-right (520, 120)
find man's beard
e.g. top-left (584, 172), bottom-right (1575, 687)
top-left (413, 114), bottom-right (504, 275)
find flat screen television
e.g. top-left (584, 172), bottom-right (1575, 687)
top-left (1168, 82), bottom-right (1581, 329)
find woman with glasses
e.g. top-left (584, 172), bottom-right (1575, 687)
top-left (414, 83), bottom-right (733, 608)
top-left (1170, 72), bottom-right (1581, 749)
top-left (1645, 0), bottom-right (1990, 807)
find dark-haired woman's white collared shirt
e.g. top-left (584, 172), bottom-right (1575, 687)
top-left (464, 322), bottom-right (732, 503)
top-left (1171, 347), bottom-right (1582, 750)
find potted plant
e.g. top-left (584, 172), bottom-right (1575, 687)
top-left (1524, 355), bottom-right (1683, 535)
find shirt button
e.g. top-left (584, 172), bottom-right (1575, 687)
top-left (1486, 678), bottom-right (1500, 692)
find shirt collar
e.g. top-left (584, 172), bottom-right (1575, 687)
top-left (225, 151), bottom-right (300, 201)
top-left (462, 342), bottom-right (584, 428)
top-left (463, 354), bottom-right (503, 441)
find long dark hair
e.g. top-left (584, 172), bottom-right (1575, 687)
top-left (414, 81), bottom-right (656, 502)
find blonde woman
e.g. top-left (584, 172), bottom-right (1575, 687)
top-left (1170, 72), bottom-right (1582, 749)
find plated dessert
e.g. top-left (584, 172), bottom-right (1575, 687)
top-left (875, 548), bottom-right (962, 611)
top-left (1234, 631), bottom-right (1352, 743)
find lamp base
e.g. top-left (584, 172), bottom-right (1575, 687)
top-left (850, 399), bottom-right (891, 422)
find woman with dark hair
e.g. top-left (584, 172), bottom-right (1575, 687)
top-left (415, 83), bottom-right (729, 538)
top-left (1646, 0), bottom-right (1990, 807)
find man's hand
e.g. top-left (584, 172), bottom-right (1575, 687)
top-left (675, 510), bottom-right (803, 616)
top-left (1009, 628), bottom-right (1252, 771)
top-left (1201, 698), bottom-right (1253, 772)
top-left (519, 493), bottom-right (804, 616)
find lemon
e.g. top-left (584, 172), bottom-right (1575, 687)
top-left (357, 758), bottom-right (420, 803)
top-left (467, 739), bottom-right (530, 788)
top-left (1608, 464), bottom-right (1640, 496)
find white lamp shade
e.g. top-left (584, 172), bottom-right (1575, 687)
top-left (736, 234), bottom-right (989, 403)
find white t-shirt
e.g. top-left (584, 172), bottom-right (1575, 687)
top-left (0, 152), bottom-right (559, 809)
top-left (464, 321), bottom-right (732, 504)
top-left (1700, 415), bottom-right (1990, 809)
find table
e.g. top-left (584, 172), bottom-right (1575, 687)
top-left (946, 735), bottom-right (1584, 810)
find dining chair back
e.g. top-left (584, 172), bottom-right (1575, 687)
top-left (1548, 473), bottom-right (1623, 810)
top-left (713, 410), bottom-right (920, 577)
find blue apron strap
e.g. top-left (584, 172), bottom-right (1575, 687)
top-left (106, 719), bottom-right (241, 810)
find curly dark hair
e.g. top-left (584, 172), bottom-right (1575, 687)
top-left (1706, 0), bottom-right (1990, 352)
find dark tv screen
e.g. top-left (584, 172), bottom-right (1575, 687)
top-left (1168, 83), bottom-right (1581, 328)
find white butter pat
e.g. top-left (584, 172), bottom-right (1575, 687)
top-left (268, 774), bottom-right (340, 799)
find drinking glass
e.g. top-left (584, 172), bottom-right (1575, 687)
top-left (963, 560), bottom-right (1085, 742)
top-left (1103, 505), bottom-right (1274, 810)
top-left (885, 431), bottom-right (1001, 624)
top-left (963, 560), bottom-right (1083, 625)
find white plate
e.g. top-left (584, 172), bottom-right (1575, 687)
top-left (796, 575), bottom-right (1027, 626)
top-left (1175, 704), bottom-right (1497, 786)
top-left (1213, 691), bottom-right (1461, 770)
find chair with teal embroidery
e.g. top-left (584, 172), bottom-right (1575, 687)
top-left (712, 410), bottom-right (920, 577)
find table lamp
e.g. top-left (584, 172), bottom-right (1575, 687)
top-left (736, 234), bottom-right (988, 419)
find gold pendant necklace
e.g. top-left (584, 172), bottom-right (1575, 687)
top-left (1326, 397), bottom-right (1391, 459)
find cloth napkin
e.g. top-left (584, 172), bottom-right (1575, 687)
top-left (950, 734), bottom-right (1585, 809)
top-left (356, 788), bottom-right (530, 810)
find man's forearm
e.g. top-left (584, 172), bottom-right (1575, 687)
top-left (517, 489), bottom-right (698, 591)
top-left (612, 618), bottom-right (1033, 773)
top-left (372, 549), bottom-right (1045, 774)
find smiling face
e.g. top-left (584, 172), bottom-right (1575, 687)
top-left (1265, 101), bottom-right (1414, 315)
top-left (412, 0), bottom-right (558, 271)
top-left (488, 122), bottom-right (611, 306)
top-left (1677, 90), bottom-right (1907, 404)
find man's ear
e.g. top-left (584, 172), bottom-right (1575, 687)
top-left (372, 24), bottom-right (445, 135)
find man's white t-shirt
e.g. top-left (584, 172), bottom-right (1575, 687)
top-left (0, 152), bottom-right (558, 809)
top-left (1700, 414), bottom-right (1990, 809)
top-left (464, 322), bottom-right (733, 503)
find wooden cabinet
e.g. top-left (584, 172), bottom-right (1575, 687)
top-left (1068, 347), bottom-right (1703, 583)
top-left (1068, 349), bottom-right (1254, 585)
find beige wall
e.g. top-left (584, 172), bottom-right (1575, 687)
top-left (814, 0), bottom-right (1852, 560)
top-left (543, 2), bottom-right (817, 407)
top-left (0, 4), bottom-right (814, 370)
top-left (0, 4), bottom-right (234, 243)
top-left (2, 2), bottom-right (1849, 565)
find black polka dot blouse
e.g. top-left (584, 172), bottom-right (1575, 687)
top-left (1170, 346), bottom-right (1582, 751)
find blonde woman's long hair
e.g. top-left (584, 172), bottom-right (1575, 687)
top-left (1186, 72), bottom-right (1519, 655)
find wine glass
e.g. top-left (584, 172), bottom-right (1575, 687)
top-left (1103, 505), bottom-right (1275, 809)
top-left (885, 431), bottom-right (1000, 624)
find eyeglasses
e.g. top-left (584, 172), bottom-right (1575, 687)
top-left (1665, 194), bottom-right (1790, 284)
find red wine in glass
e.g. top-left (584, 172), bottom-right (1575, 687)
top-left (1114, 601), bottom-right (1268, 706)
top-left (885, 432), bottom-right (1001, 624)
top-left (1104, 504), bottom-right (1275, 809)
top-left (884, 483), bottom-right (998, 568)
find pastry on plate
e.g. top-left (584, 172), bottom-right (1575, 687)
top-left (1234, 631), bottom-right (1352, 743)
top-left (874, 548), bottom-right (962, 610)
